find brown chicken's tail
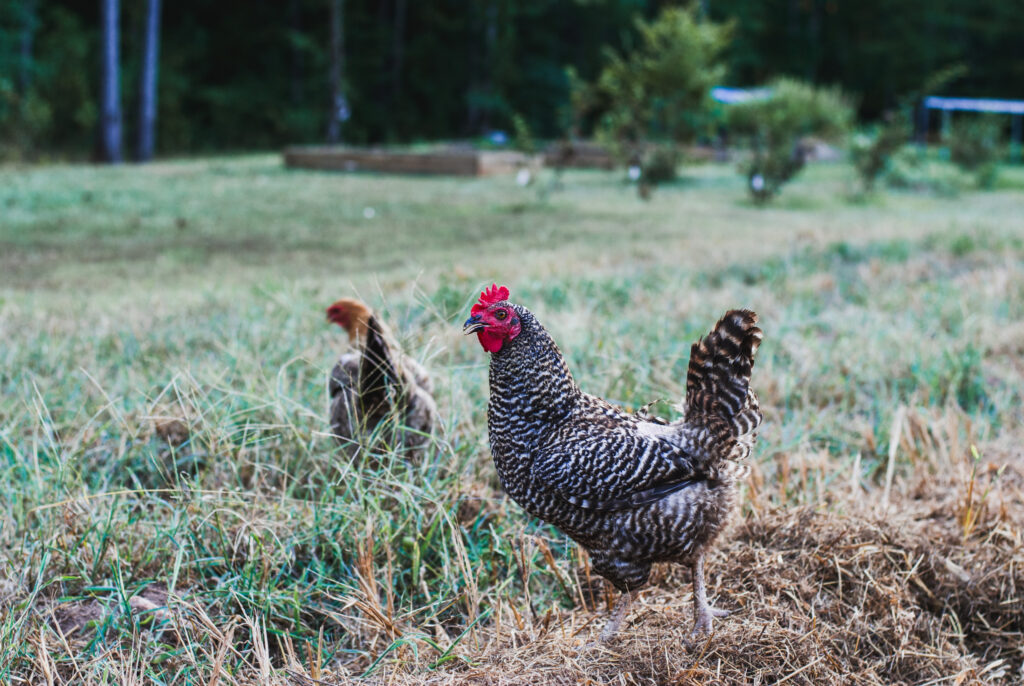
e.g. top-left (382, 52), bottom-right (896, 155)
top-left (357, 314), bottom-right (400, 426)
top-left (684, 310), bottom-right (763, 462)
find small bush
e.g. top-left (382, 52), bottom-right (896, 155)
top-left (0, 78), bottom-right (54, 161)
top-left (511, 113), bottom-right (536, 154)
top-left (850, 119), bottom-right (906, 193)
top-left (727, 78), bottom-right (853, 202)
top-left (885, 147), bottom-right (969, 197)
top-left (950, 116), bottom-right (1004, 189)
top-left (576, 5), bottom-right (732, 197)
top-left (847, 65), bottom-right (966, 194)
top-left (641, 146), bottom-right (680, 184)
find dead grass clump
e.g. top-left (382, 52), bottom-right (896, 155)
top-left (898, 485), bottom-right (1024, 672)
top-left (718, 508), bottom-right (978, 683)
top-left (915, 521), bottom-right (1023, 669)
top-left (333, 500), bottom-right (1019, 685)
top-left (682, 502), bottom-right (1019, 683)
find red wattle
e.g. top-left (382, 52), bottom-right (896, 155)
top-left (478, 330), bottom-right (504, 353)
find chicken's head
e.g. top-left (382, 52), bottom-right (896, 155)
top-left (463, 284), bottom-right (521, 353)
top-left (327, 298), bottom-right (372, 343)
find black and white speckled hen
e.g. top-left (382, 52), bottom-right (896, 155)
top-left (326, 298), bottom-right (437, 455)
top-left (463, 284), bottom-right (762, 640)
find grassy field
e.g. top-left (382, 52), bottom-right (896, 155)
top-left (2, 156), bottom-right (1023, 684)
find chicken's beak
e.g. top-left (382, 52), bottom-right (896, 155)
top-left (463, 314), bottom-right (486, 334)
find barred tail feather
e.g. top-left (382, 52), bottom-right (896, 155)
top-left (706, 457), bottom-right (752, 483)
top-left (684, 309), bottom-right (763, 458)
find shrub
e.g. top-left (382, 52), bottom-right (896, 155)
top-left (950, 115), bottom-right (1004, 189)
top-left (849, 65), bottom-right (966, 194)
top-left (576, 5), bottom-right (732, 197)
top-left (727, 78), bottom-right (853, 202)
top-left (884, 146), bottom-right (969, 197)
top-left (511, 113), bottom-right (536, 154)
top-left (640, 145), bottom-right (680, 184)
top-left (0, 78), bottom-right (53, 161)
top-left (850, 119), bottom-right (906, 193)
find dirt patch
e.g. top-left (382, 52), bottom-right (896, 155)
top-left (51, 599), bottom-right (105, 639)
top-left (48, 582), bottom-right (172, 644)
top-left (152, 412), bottom-right (192, 447)
top-left (322, 489), bottom-right (1023, 685)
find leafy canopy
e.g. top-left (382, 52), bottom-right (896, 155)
top-left (586, 5), bottom-right (732, 148)
top-left (569, 5), bottom-right (731, 195)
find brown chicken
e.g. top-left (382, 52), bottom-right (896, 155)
top-left (326, 298), bottom-right (437, 455)
top-left (464, 284), bottom-right (762, 640)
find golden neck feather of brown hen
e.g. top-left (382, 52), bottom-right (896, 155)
top-left (327, 298), bottom-right (374, 344)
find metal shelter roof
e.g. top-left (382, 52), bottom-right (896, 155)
top-left (923, 96), bottom-right (1024, 115)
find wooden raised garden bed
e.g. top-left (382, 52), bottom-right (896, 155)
top-left (542, 141), bottom-right (616, 170)
top-left (283, 146), bottom-right (539, 177)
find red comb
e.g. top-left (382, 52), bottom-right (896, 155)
top-left (471, 284), bottom-right (509, 315)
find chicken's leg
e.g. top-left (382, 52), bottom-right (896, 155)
top-left (598, 590), bottom-right (638, 643)
top-left (691, 552), bottom-right (728, 635)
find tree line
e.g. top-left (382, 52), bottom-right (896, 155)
top-left (0, 0), bottom-right (1021, 161)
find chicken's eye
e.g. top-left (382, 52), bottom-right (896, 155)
top-left (494, 310), bottom-right (507, 320)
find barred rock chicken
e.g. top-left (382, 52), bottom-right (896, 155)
top-left (326, 298), bottom-right (437, 454)
top-left (463, 285), bottom-right (762, 640)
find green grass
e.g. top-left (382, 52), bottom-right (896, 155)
top-left (1, 156), bottom-right (1023, 682)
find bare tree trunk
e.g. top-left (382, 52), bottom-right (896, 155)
top-left (807, 0), bottom-right (820, 81)
top-left (481, 1), bottom-right (498, 132)
top-left (289, 0), bottom-right (303, 106)
top-left (467, 1), bottom-right (498, 134)
top-left (18, 0), bottom-right (36, 93)
top-left (390, 0), bottom-right (407, 112)
top-left (465, 3), bottom-right (479, 133)
top-left (137, 0), bottom-right (161, 162)
top-left (100, 0), bottom-right (122, 163)
top-left (326, 0), bottom-right (345, 143)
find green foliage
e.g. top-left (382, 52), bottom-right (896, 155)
top-left (849, 65), bottom-right (967, 194)
top-left (727, 78), bottom-right (853, 202)
top-left (2, 158), bottom-right (1024, 680)
top-left (564, 66), bottom-right (592, 139)
top-left (710, 0), bottom-right (1017, 122)
top-left (0, 78), bottom-right (51, 160)
top-left (3, 2), bottom-right (1024, 157)
top-left (950, 115), bottom-right (1004, 189)
top-left (608, 5), bottom-right (732, 143)
top-left (885, 146), bottom-right (970, 197)
top-left (850, 120), bottom-right (907, 193)
top-left (511, 112), bottom-right (536, 154)
top-left (578, 5), bottom-right (731, 194)
top-left (0, 5), bottom-right (93, 160)
top-left (640, 145), bottom-right (680, 184)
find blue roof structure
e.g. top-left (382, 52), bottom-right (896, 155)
top-left (710, 87), bottom-right (773, 105)
top-left (924, 96), bottom-right (1024, 115)
top-left (920, 96), bottom-right (1024, 161)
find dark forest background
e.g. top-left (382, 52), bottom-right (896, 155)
top-left (1, 0), bottom-right (1022, 159)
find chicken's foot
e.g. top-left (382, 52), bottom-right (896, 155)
top-left (598, 590), bottom-right (638, 643)
top-left (691, 552), bottom-right (728, 635)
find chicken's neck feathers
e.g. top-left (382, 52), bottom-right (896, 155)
top-left (486, 306), bottom-right (581, 483)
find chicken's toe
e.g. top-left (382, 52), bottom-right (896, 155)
top-left (691, 606), bottom-right (728, 636)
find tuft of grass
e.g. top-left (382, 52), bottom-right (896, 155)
top-left (1, 157), bottom-right (1023, 683)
